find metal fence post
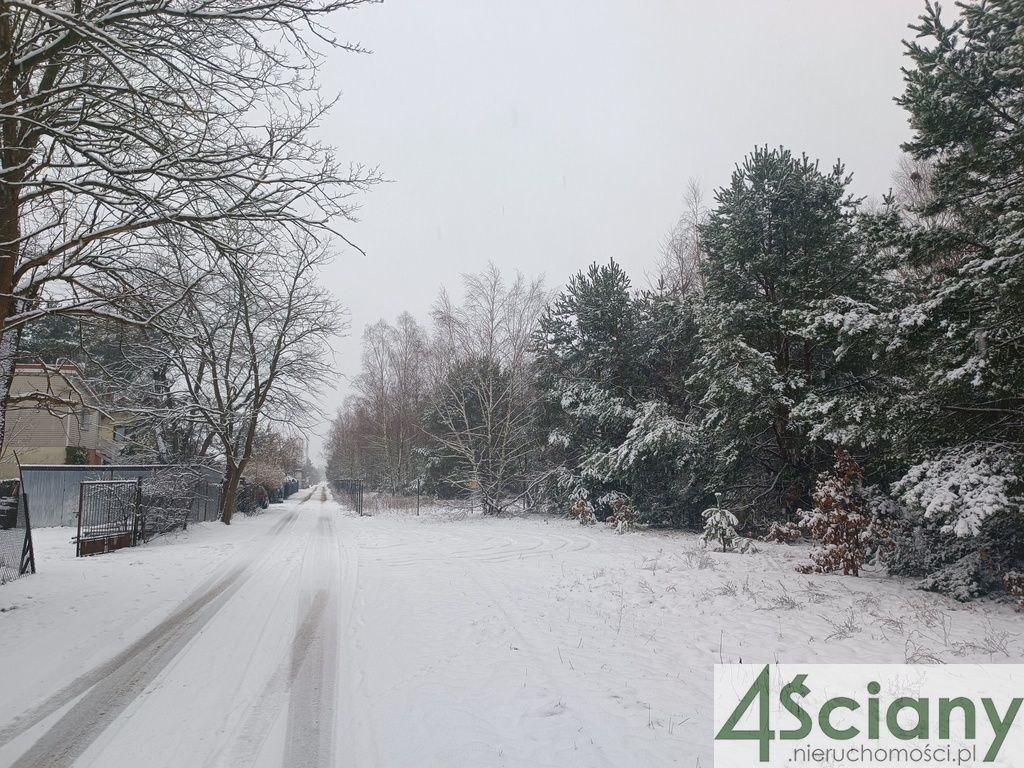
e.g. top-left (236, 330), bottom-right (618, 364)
top-left (134, 477), bottom-right (143, 545)
top-left (76, 482), bottom-right (85, 557)
top-left (21, 491), bottom-right (36, 575)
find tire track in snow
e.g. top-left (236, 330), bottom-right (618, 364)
top-left (209, 504), bottom-right (344, 768)
top-left (206, 591), bottom-right (330, 768)
top-left (327, 490), bottom-right (381, 766)
top-left (0, 566), bottom-right (248, 768)
top-left (267, 510), bottom-right (299, 535)
top-left (0, 510), bottom-right (300, 767)
top-left (282, 514), bottom-right (341, 768)
top-left (282, 586), bottom-right (338, 768)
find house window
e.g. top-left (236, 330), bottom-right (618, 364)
top-left (114, 425), bottom-right (126, 443)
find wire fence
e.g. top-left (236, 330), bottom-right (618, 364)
top-left (75, 469), bottom-right (224, 555)
top-left (331, 478), bottom-right (364, 515)
top-left (0, 480), bottom-right (34, 584)
top-left (4, 464), bottom-right (311, 568)
top-left (139, 468), bottom-right (223, 538)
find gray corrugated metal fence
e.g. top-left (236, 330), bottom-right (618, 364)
top-left (20, 465), bottom-right (222, 528)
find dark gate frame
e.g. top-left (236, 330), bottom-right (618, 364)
top-left (76, 478), bottom-right (143, 557)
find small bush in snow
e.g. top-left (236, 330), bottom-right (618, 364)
top-left (601, 492), bottom-right (639, 534)
top-left (702, 493), bottom-right (739, 552)
top-left (919, 551), bottom-right (993, 602)
top-left (569, 493), bottom-right (596, 525)
top-left (885, 517), bottom-right (1018, 602)
top-left (141, 469), bottom-right (200, 539)
top-left (798, 450), bottom-right (889, 577)
top-left (736, 536), bottom-right (759, 554)
top-left (762, 521), bottom-right (802, 544)
top-left (1004, 572), bottom-right (1024, 612)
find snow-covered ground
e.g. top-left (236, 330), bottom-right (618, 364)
top-left (0, 486), bottom-right (1020, 767)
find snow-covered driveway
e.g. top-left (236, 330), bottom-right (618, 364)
top-left (0, 487), bottom-right (1020, 767)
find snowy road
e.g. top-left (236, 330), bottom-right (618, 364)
top-left (1, 487), bottom-right (1021, 767)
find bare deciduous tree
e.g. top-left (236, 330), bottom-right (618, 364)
top-left (112, 228), bottom-right (346, 522)
top-left (427, 264), bottom-right (547, 514)
top-left (0, 0), bottom-right (376, 451)
top-left (656, 179), bottom-right (708, 295)
top-left (248, 426), bottom-right (305, 494)
top-left (352, 313), bottom-right (429, 491)
top-left (324, 396), bottom-right (373, 483)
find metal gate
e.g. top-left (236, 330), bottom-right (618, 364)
top-left (19, 464), bottom-right (224, 528)
top-left (77, 479), bottom-right (142, 557)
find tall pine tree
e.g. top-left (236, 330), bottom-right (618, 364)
top-left (534, 260), bottom-right (696, 523)
top-left (692, 146), bottom-right (873, 525)
top-left (831, 0), bottom-right (1024, 597)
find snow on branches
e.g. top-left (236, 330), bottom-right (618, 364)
top-left (578, 399), bottom-right (691, 485)
top-left (701, 493), bottom-right (739, 552)
top-left (895, 444), bottom-right (1022, 538)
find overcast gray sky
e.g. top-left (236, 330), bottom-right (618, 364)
top-left (309, 0), bottom-right (925, 461)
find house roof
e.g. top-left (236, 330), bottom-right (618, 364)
top-left (10, 363), bottom-right (99, 410)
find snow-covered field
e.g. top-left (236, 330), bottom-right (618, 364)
top-left (0, 487), bottom-right (1020, 767)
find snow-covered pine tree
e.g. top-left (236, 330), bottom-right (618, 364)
top-left (535, 260), bottom-right (696, 524)
top-left (893, 0), bottom-right (1024, 520)
top-left (534, 260), bottom-right (637, 514)
top-left (883, 0), bottom-right (1024, 470)
top-left (702, 493), bottom-right (739, 552)
top-left (818, 0), bottom-right (1024, 597)
top-left (691, 146), bottom-right (874, 524)
top-left (535, 260), bottom-right (641, 395)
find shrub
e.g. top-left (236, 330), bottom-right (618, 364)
top-left (798, 450), bottom-right (889, 577)
top-left (762, 521), bottom-right (802, 544)
top-left (884, 501), bottom-right (1024, 602)
top-left (1004, 572), bottom-right (1024, 611)
top-left (569, 493), bottom-right (596, 525)
top-left (701, 493), bottom-right (739, 552)
top-left (601, 492), bottom-right (639, 533)
top-left (65, 446), bottom-right (90, 465)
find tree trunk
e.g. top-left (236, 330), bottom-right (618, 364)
top-left (221, 464), bottom-right (242, 524)
top-left (0, 328), bottom-right (18, 461)
top-left (0, 182), bottom-right (22, 455)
